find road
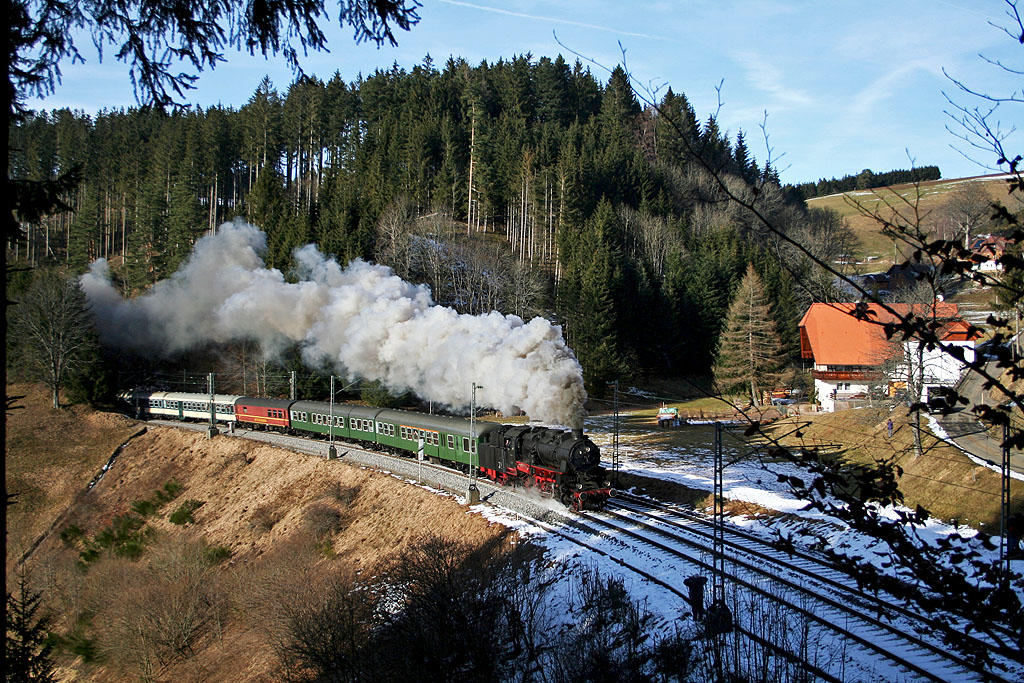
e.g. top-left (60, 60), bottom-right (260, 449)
top-left (937, 359), bottom-right (1024, 476)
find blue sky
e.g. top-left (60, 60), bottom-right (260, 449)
top-left (27, 0), bottom-right (1023, 185)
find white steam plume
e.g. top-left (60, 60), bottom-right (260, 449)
top-left (81, 220), bottom-right (587, 427)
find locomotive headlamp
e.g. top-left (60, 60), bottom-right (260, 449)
top-left (576, 483), bottom-right (583, 489)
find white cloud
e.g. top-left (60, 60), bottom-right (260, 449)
top-left (733, 50), bottom-right (814, 110)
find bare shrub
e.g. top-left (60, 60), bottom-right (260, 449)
top-left (274, 567), bottom-right (376, 683)
top-left (302, 502), bottom-right (343, 538)
top-left (366, 534), bottom-right (546, 682)
top-left (89, 533), bottom-right (227, 678)
top-left (252, 503), bottom-right (283, 532)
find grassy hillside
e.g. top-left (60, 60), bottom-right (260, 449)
top-left (806, 174), bottom-right (1012, 271)
top-left (5, 383), bottom-right (142, 573)
top-left (764, 407), bottom-right (1023, 528)
top-left (6, 384), bottom-right (510, 681)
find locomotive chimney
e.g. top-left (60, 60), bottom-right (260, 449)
top-left (572, 428), bottom-right (583, 439)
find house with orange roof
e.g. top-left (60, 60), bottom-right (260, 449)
top-left (968, 234), bottom-right (1010, 272)
top-left (799, 303), bottom-right (980, 411)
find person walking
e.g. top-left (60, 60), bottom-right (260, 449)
top-left (886, 418), bottom-right (894, 439)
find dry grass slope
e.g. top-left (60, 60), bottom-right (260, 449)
top-left (6, 383), bottom-right (141, 573)
top-left (6, 383), bottom-right (510, 681)
top-left (765, 408), bottom-right (1024, 528)
top-left (806, 175), bottom-right (1011, 270)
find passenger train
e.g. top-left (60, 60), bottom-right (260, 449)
top-left (119, 390), bottom-right (612, 511)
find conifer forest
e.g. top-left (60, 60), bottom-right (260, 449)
top-left (8, 55), bottom-right (858, 392)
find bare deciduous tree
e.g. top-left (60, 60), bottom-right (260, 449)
top-left (9, 270), bottom-right (98, 409)
top-left (937, 181), bottom-right (994, 246)
top-left (374, 195), bottom-right (417, 280)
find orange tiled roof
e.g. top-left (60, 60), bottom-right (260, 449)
top-left (798, 303), bottom-right (971, 366)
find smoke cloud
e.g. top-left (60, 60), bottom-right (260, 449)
top-left (81, 220), bottom-right (587, 427)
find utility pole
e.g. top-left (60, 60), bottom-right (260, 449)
top-left (607, 380), bottom-right (620, 484)
top-left (708, 421), bottom-right (733, 635)
top-left (206, 373), bottom-right (217, 439)
top-left (468, 383), bottom-right (482, 504)
top-left (1001, 420), bottom-right (1011, 587)
top-left (713, 422), bottom-right (725, 603)
top-left (328, 375), bottom-right (336, 459)
top-left (290, 370), bottom-right (296, 400)
top-left (418, 436), bottom-right (424, 484)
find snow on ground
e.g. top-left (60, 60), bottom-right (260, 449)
top-left (468, 417), bottom-right (996, 681)
top-left (471, 409), bottom-right (1022, 682)
top-left (582, 412), bottom-right (1019, 575)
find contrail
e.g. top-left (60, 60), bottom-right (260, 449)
top-left (438, 0), bottom-right (674, 42)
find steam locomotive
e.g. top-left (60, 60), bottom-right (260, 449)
top-left (119, 390), bottom-right (612, 511)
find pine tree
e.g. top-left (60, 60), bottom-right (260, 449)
top-left (5, 571), bottom-right (57, 683)
top-left (246, 168), bottom-right (292, 268)
top-left (732, 129), bottom-right (758, 185)
top-left (713, 264), bottom-right (785, 405)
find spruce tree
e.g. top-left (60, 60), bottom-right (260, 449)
top-left (5, 571), bottom-right (56, 683)
top-left (713, 264), bottom-right (785, 405)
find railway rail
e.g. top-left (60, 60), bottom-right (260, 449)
top-left (612, 492), bottom-right (1022, 663)
top-left (589, 498), bottom-right (1018, 682)
top-left (145, 419), bottom-right (1021, 682)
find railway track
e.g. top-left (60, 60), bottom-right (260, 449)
top-left (612, 492), bottom-right (1023, 662)
top-left (587, 496), bottom-right (1019, 682)
top-left (147, 419), bottom-right (1021, 681)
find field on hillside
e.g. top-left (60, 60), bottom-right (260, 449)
top-left (806, 175), bottom-right (1014, 271)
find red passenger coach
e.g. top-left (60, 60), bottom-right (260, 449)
top-left (233, 397), bottom-right (293, 429)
